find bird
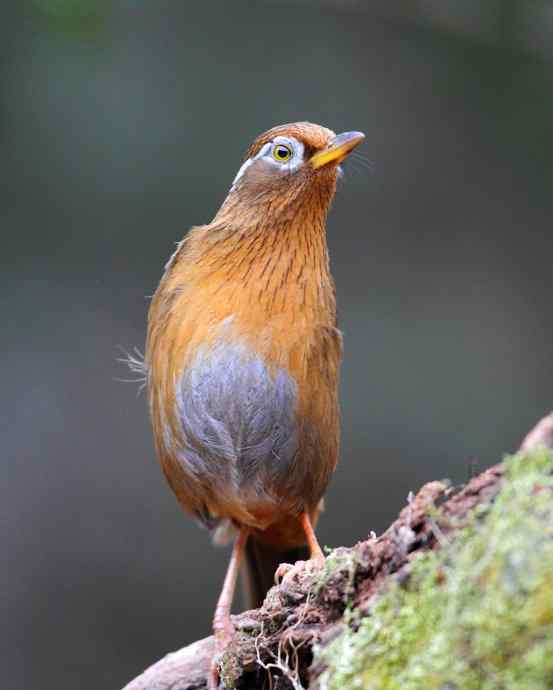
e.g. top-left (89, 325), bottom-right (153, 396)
top-left (145, 121), bottom-right (365, 688)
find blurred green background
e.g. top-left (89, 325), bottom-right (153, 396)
top-left (2, 1), bottom-right (552, 688)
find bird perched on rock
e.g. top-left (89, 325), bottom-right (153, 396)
top-left (145, 121), bottom-right (364, 688)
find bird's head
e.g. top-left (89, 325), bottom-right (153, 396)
top-left (217, 122), bottom-right (365, 222)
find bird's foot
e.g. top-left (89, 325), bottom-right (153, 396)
top-left (208, 527), bottom-right (248, 689)
top-left (274, 561), bottom-right (294, 585)
top-left (274, 555), bottom-right (325, 586)
top-left (208, 634), bottom-right (232, 690)
top-left (209, 620), bottom-right (235, 690)
top-left (208, 661), bottom-right (221, 690)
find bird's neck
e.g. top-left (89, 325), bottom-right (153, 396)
top-left (155, 186), bottom-right (339, 370)
top-left (196, 192), bottom-right (337, 324)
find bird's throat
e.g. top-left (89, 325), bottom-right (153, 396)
top-left (203, 202), bottom-right (336, 324)
top-left (156, 185), bottom-right (339, 372)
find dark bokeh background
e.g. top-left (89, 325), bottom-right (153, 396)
top-left (2, 1), bottom-right (552, 688)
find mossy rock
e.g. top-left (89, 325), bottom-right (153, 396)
top-left (315, 449), bottom-right (553, 690)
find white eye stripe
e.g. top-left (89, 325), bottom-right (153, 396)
top-left (230, 137), bottom-right (304, 190)
top-left (230, 158), bottom-right (254, 189)
top-left (230, 142), bottom-right (272, 189)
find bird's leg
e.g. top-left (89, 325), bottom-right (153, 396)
top-left (300, 511), bottom-right (325, 561)
top-left (274, 512), bottom-right (325, 584)
top-left (209, 527), bottom-right (249, 690)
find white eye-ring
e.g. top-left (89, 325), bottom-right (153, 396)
top-left (230, 137), bottom-right (304, 190)
top-left (267, 136), bottom-right (304, 170)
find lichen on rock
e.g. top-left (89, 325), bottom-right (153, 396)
top-left (315, 449), bottom-right (553, 690)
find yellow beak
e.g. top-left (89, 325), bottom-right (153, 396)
top-left (310, 130), bottom-right (365, 169)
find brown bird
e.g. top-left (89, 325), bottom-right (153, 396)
top-left (145, 122), bottom-right (365, 688)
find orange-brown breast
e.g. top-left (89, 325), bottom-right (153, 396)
top-left (146, 167), bottom-right (342, 542)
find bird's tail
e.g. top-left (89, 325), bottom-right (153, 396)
top-left (242, 536), bottom-right (308, 609)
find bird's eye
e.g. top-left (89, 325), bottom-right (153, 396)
top-left (272, 144), bottom-right (293, 162)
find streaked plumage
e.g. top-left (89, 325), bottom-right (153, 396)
top-left (144, 122), bottom-right (364, 688)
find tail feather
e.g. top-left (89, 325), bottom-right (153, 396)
top-left (242, 537), bottom-right (308, 609)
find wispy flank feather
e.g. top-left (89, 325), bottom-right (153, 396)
top-left (115, 345), bottom-right (148, 395)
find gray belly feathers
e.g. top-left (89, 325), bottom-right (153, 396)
top-left (176, 340), bottom-right (299, 492)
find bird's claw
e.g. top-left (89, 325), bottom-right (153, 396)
top-left (275, 555), bottom-right (326, 586)
top-left (209, 626), bottom-right (234, 690)
top-left (208, 659), bottom-right (222, 690)
top-left (274, 561), bottom-right (295, 585)
top-left (207, 654), bottom-right (224, 690)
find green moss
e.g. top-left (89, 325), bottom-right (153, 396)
top-left (316, 449), bottom-right (553, 690)
top-left (315, 547), bottom-right (367, 597)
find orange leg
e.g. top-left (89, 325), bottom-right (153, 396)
top-left (300, 511), bottom-right (325, 560)
top-left (209, 527), bottom-right (249, 690)
top-left (274, 511), bottom-right (325, 585)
